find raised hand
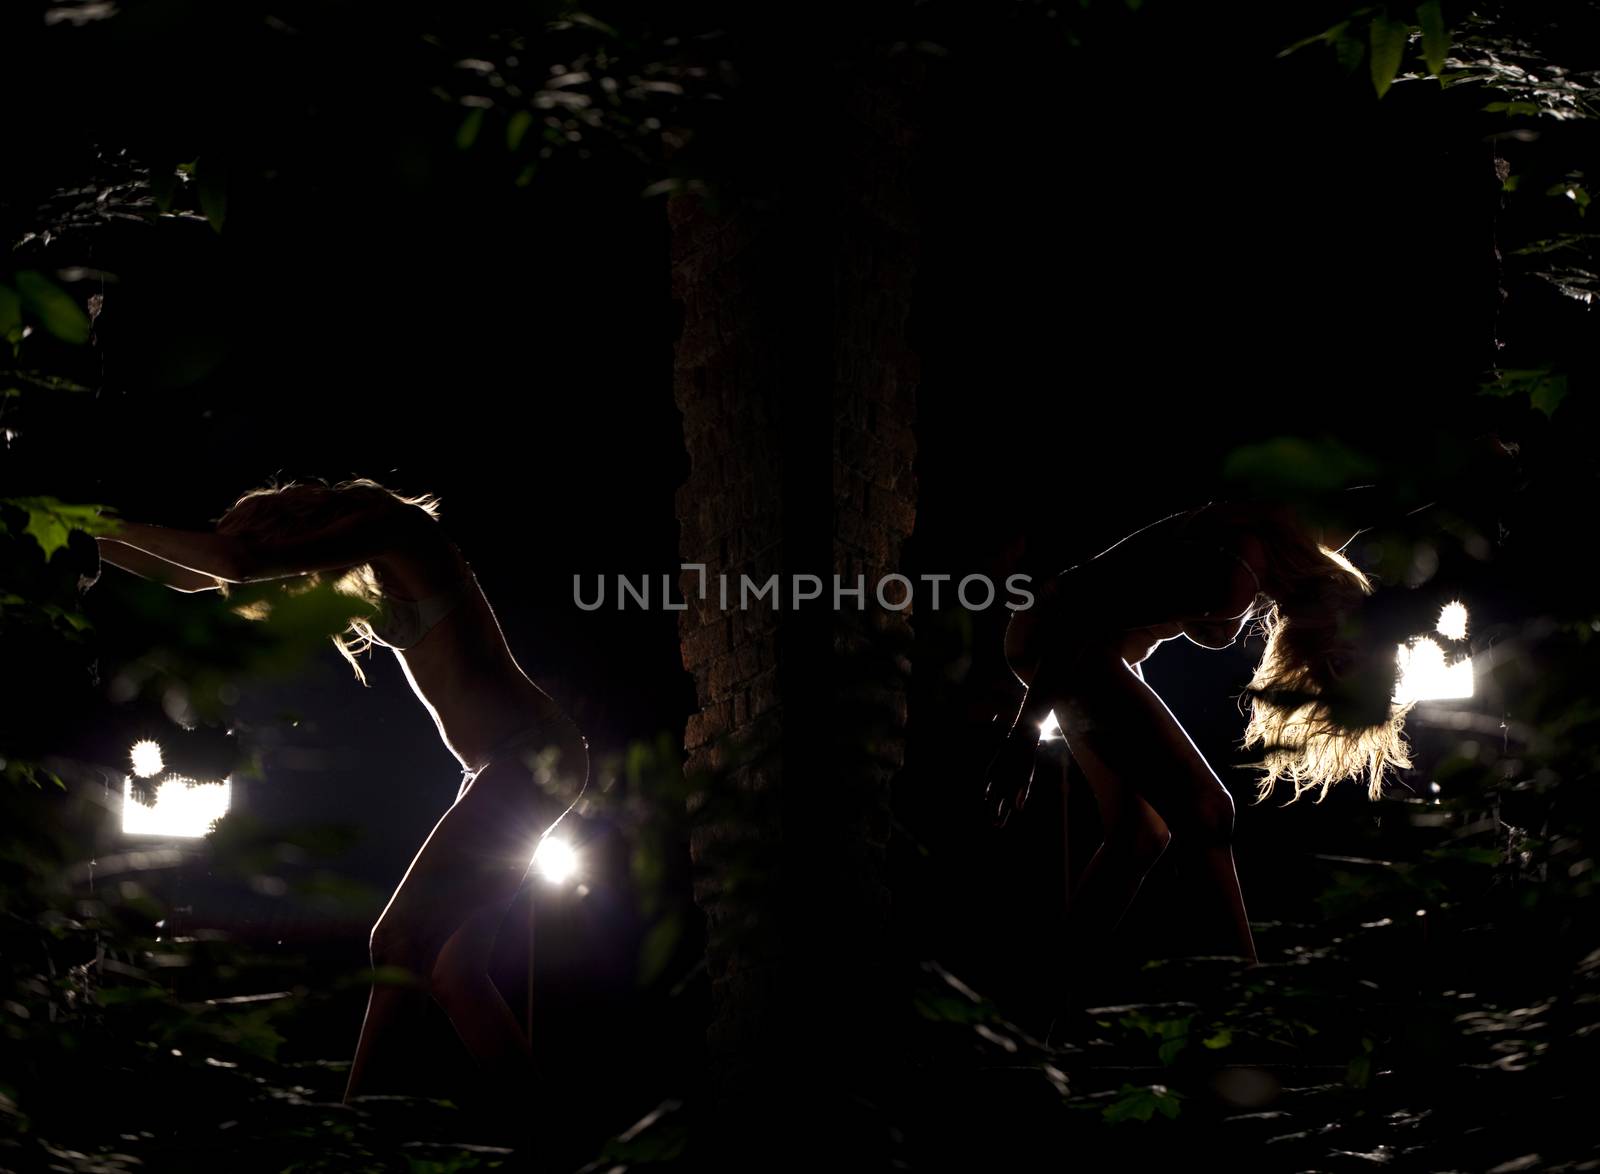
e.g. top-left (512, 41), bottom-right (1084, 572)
top-left (983, 719), bottom-right (1041, 827)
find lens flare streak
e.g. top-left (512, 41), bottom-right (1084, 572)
top-left (1437, 601), bottom-right (1469, 642)
top-left (532, 835), bottom-right (578, 885)
top-left (129, 739), bottom-right (165, 778)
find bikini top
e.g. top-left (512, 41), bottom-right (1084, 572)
top-left (368, 583), bottom-right (469, 650)
top-left (367, 542), bottom-right (474, 651)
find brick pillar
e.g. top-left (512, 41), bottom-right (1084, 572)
top-left (671, 51), bottom-right (922, 1157)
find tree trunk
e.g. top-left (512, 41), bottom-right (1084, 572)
top-left (671, 47), bottom-right (923, 1162)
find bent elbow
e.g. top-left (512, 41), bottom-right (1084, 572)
top-left (176, 577), bottom-right (225, 594)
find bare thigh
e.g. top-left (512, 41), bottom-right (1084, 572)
top-left (1052, 649), bottom-right (1234, 839)
top-left (1070, 734), bottom-right (1169, 846)
top-left (375, 761), bottom-right (566, 963)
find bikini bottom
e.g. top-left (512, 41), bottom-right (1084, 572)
top-left (458, 711), bottom-right (590, 814)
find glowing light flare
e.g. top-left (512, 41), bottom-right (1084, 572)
top-left (531, 835), bottom-right (578, 885)
top-left (1039, 710), bottom-right (1063, 742)
top-left (122, 775), bottom-right (232, 838)
top-left (129, 739), bottom-right (165, 778)
top-left (1437, 601), bottom-right (1469, 642)
top-left (1394, 636), bottom-right (1474, 704)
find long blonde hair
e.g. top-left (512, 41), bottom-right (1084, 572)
top-left (214, 478), bottom-right (442, 684)
top-left (1241, 512), bottom-right (1412, 803)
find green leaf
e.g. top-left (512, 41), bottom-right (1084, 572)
top-left (1369, 11), bottom-right (1410, 97)
top-left (6, 369), bottom-right (91, 393)
top-left (1222, 435), bottom-right (1377, 491)
top-left (1334, 32), bottom-right (1366, 75)
top-left (2, 496), bottom-right (118, 559)
top-left (637, 915), bottom-right (682, 986)
top-left (1426, 844), bottom-right (1503, 866)
top-left (3, 758), bottom-right (65, 789)
top-left (913, 989), bottom-right (993, 1024)
top-left (25, 510), bottom-right (69, 560)
top-left (41, 603), bottom-right (93, 632)
top-left (368, 964), bottom-right (423, 988)
top-left (563, 12), bottom-right (619, 37)
top-left (1202, 1028), bottom-right (1233, 1049)
top-left (1485, 101), bottom-right (1541, 117)
top-left (1103, 1083), bottom-right (1183, 1125)
top-left (1417, 0), bottom-right (1448, 75)
top-left (14, 271), bottom-right (89, 344)
top-left (456, 107), bottom-right (486, 151)
top-left (506, 109), bottom-right (533, 151)
top-left (149, 163), bottom-right (179, 212)
top-left (1481, 368), bottom-right (1548, 393)
top-left (1530, 374), bottom-right (1568, 416)
top-left (1480, 368), bottom-right (1567, 417)
top-left (0, 284), bottom-right (19, 336)
top-left (1279, 19), bottom-right (1350, 58)
top-left (214, 1007), bottom-right (286, 1060)
top-left (195, 158), bottom-right (227, 232)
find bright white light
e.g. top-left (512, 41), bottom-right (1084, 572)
top-left (1394, 637), bottom-right (1474, 704)
top-left (1039, 710), bottom-right (1063, 742)
top-left (1437, 601), bottom-right (1469, 642)
top-left (122, 775), bottom-right (231, 838)
top-left (129, 740), bottom-right (165, 779)
top-left (532, 835), bottom-right (578, 885)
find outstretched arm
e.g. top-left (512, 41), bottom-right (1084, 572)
top-left (103, 506), bottom-right (416, 585)
top-left (100, 522), bottom-right (249, 583)
top-left (97, 538), bottom-right (222, 592)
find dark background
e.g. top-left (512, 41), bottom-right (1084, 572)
top-left (4, 0), bottom-right (1592, 1165)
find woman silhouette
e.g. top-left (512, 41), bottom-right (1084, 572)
top-left (986, 499), bottom-right (1410, 968)
top-left (96, 478), bottom-right (588, 1103)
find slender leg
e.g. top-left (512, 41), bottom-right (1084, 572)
top-left (1064, 739), bottom-right (1172, 943)
top-left (1047, 650), bottom-right (1257, 964)
top-left (342, 757), bottom-right (565, 1106)
top-left (431, 905), bottom-right (534, 1079)
top-left (343, 971), bottom-right (430, 1101)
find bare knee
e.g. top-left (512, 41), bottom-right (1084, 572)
top-left (1135, 817), bottom-right (1175, 863)
top-left (428, 923), bottom-right (496, 1010)
top-left (368, 918), bottom-right (436, 988)
top-left (1171, 785), bottom-right (1236, 847)
top-left (370, 918), bottom-right (491, 1008)
top-left (1106, 813), bottom-right (1172, 867)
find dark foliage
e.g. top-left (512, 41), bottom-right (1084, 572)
top-left (2, 1), bottom-right (1597, 1170)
